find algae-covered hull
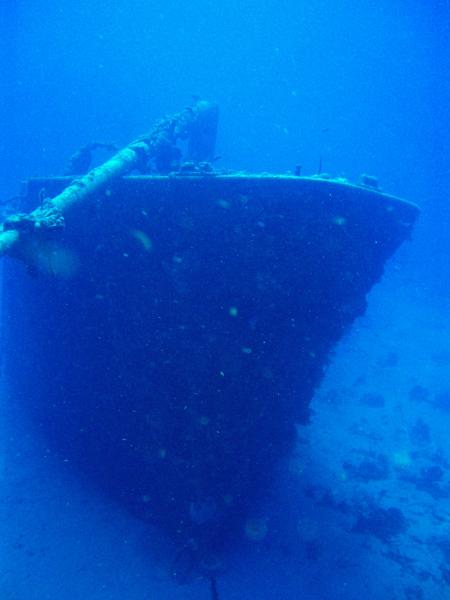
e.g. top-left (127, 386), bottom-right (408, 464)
top-left (2, 175), bottom-right (418, 562)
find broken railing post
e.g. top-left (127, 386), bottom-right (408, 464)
top-left (0, 99), bottom-right (219, 262)
top-left (0, 140), bottom-right (149, 261)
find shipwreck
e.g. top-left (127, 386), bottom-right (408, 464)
top-left (0, 100), bottom-right (419, 583)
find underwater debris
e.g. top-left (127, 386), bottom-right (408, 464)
top-left (352, 505), bottom-right (408, 542)
top-left (176, 160), bottom-right (216, 176)
top-left (65, 141), bottom-right (119, 175)
top-left (359, 173), bottom-right (379, 189)
top-left (398, 464), bottom-right (449, 499)
top-left (0, 98), bottom-right (219, 260)
top-left (302, 484), bottom-right (350, 514)
top-left (343, 453), bottom-right (390, 482)
top-left (141, 99), bottom-right (219, 173)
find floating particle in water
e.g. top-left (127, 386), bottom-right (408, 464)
top-left (129, 229), bottom-right (153, 251)
top-left (244, 517), bottom-right (268, 541)
top-left (216, 199), bottom-right (230, 209)
top-left (229, 306), bottom-right (238, 317)
top-left (35, 242), bottom-right (80, 279)
top-left (392, 450), bottom-right (412, 468)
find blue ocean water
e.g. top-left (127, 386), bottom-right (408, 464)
top-left (0, 1), bottom-right (449, 599)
